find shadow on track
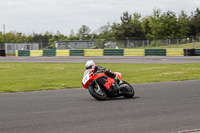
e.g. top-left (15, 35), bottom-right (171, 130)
top-left (86, 96), bottom-right (140, 101)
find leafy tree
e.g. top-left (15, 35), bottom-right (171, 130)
top-left (121, 11), bottom-right (132, 24)
top-left (49, 36), bottom-right (57, 43)
top-left (132, 12), bottom-right (141, 24)
top-left (113, 11), bottom-right (144, 41)
top-left (112, 12), bottom-right (131, 40)
top-left (0, 33), bottom-right (3, 43)
top-left (5, 32), bottom-right (15, 43)
top-left (161, 10), bottom-right (178, 38)
top-left (130, 12), bottom-right (144, 38)
top-left (92, 22), bottom-right (115, 48)
top-left (57, 34), bottom-right (67, 41)
top-left (16, 33), bottom-right (26, 43)
top-left (97, 22), bottom-right (115, 40)
top-left (191, 8), bottom-right (200, 36)
top-left (149, 9), bottom-right (178, 39)
top-left (26, 35), bottom-right (33, 42)
top-left (76, 25), bottom-right (91, 40)
top-left (32, 33), bottom-right (40, 42)
top-left (177, 10), bottom-right (191, 37)
top-left (141, 16), bottom-right (152, 37)
top-left (67, 30), bottom-right (79, 40)
top-left (149, 9), bottom-right (163, 38)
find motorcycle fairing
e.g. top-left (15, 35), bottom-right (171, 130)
top-left (96, 76), bottom-right (115, 90)
top-left (95, 76), bottom-right (120, 95)
top-left (82, 72), bottom-right (111, 88)
top-left (114, 72), bottom-right (122, 80)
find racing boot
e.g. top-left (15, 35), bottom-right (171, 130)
top-left (114, 76), bottom-right (123, 85)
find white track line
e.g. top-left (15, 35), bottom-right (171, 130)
top-left (171, 128), bottom-right (200, 133)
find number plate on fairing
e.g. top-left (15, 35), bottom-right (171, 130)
top-left (82, 73), bottom-right (89, 85)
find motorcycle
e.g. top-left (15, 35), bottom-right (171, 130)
top-left (82, 67), bottom-right (135, 101)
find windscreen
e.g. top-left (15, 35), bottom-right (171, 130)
top-left (83, 69), bottom-right (92, 78)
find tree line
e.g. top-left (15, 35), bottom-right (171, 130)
top-left (0, 8), bottom-right (200, 45)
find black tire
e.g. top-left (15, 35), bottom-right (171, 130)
top-left (120, 81), bottom-right (135, 98)
top-left (88, 84), bottom-right (107, 101)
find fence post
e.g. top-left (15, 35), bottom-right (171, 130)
top-left (146, 37), bottom-right (149, 49)
top-left (40, 39), bottom-right (43, 50)
top-left (168, 36), bottom-right (171, 48)
top-left (126, 37), bottom-right (129, 48)
top-left (3, 24), bottom-right (5, 50)
top-left (191, 36), bottom-right (194, 48)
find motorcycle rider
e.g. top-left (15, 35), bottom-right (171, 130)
top-left (85, 60), bottom-right (122, 85)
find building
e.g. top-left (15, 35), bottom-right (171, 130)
top-left (55, 40), bottom-right (95, 49)
top-left (5, 43), bottom-right (39, 54)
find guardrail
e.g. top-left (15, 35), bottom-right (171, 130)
top-left (104, 49), bottom-right (124, 56)
top-left (166, 49), bottom-right (184, 56)
top-left (18, 50), bottom-right (30, 56)
top-left (124, 49), bottom-right (145, 56)
top-left (195, 49), bottom-right (200, 56)
top-left (56, 50), bottom-right (70, 56)
top-left (16, 49), bottom-right (200, 57)
top-left (43, 50), bottom-right (56, 56)
top-left (0, 50), bottom-right (6, 56)
top-left (84, 49), bottom-right (103, 56)
top-left (70, 50), bottom-right (84, 56)
top-left (145, 49), bottom-right (166, 56)
top-left (30, 50), bottom-right (43, 56)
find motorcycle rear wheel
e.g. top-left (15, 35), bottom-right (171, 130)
top-left (120, 81), bottom-right (135, 98)
top-left (88, 84), bottom-right (107, 101)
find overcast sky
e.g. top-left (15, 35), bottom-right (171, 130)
top-left (0, 0), bottom-right (199, 35)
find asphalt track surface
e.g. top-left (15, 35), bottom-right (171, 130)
top-left (1, 56), bottom-right (200, 133)
top-left (0, 80), bottom-right (200, 133)
top-left (1, 56), bottom-right (200, 63)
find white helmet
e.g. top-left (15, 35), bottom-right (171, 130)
top-left (85, 60), bottom-right (95, 69)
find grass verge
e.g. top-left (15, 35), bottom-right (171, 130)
top-left (0, 62), bottom-right (200, 93)
top-left (133, 42), bottom-right (200, 49)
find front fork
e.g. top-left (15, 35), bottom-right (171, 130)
top-left (94, 80), bottom-right (102, 94)
top-left (87, 80), bottom-right (104, 96)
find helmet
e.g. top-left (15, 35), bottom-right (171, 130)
top-left (85, 60), bottom-right (95, 69)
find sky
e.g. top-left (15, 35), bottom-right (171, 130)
top-left (0, 0), bottom-right (200, 36)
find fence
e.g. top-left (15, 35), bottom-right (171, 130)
top-left (0, 43), bottom-right (5, 50)
top-left (109, 37), bottom-right (200, 49)
top-left (2, 36), bottom-right (200, 56)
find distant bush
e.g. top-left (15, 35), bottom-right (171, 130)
top-left (150, 40), bottom-right (166, 46)
top-left (180, 39), bottom-right (187, 44)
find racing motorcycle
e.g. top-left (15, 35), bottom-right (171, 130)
top-left (82, 68), bottom-right (135, 101)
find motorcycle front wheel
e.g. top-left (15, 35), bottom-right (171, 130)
top-left (88, 84), bottom-right (107, 101)
top-left (120, 81), bottom-right (135, 98)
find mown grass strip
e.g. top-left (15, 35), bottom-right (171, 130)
top-left (0, 63), bottom-right (200, 93)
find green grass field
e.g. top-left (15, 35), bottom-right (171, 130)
top-left (133, 42), bottom-right (200, 49)
top-left (0, 62), bottom-right (200, 93)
